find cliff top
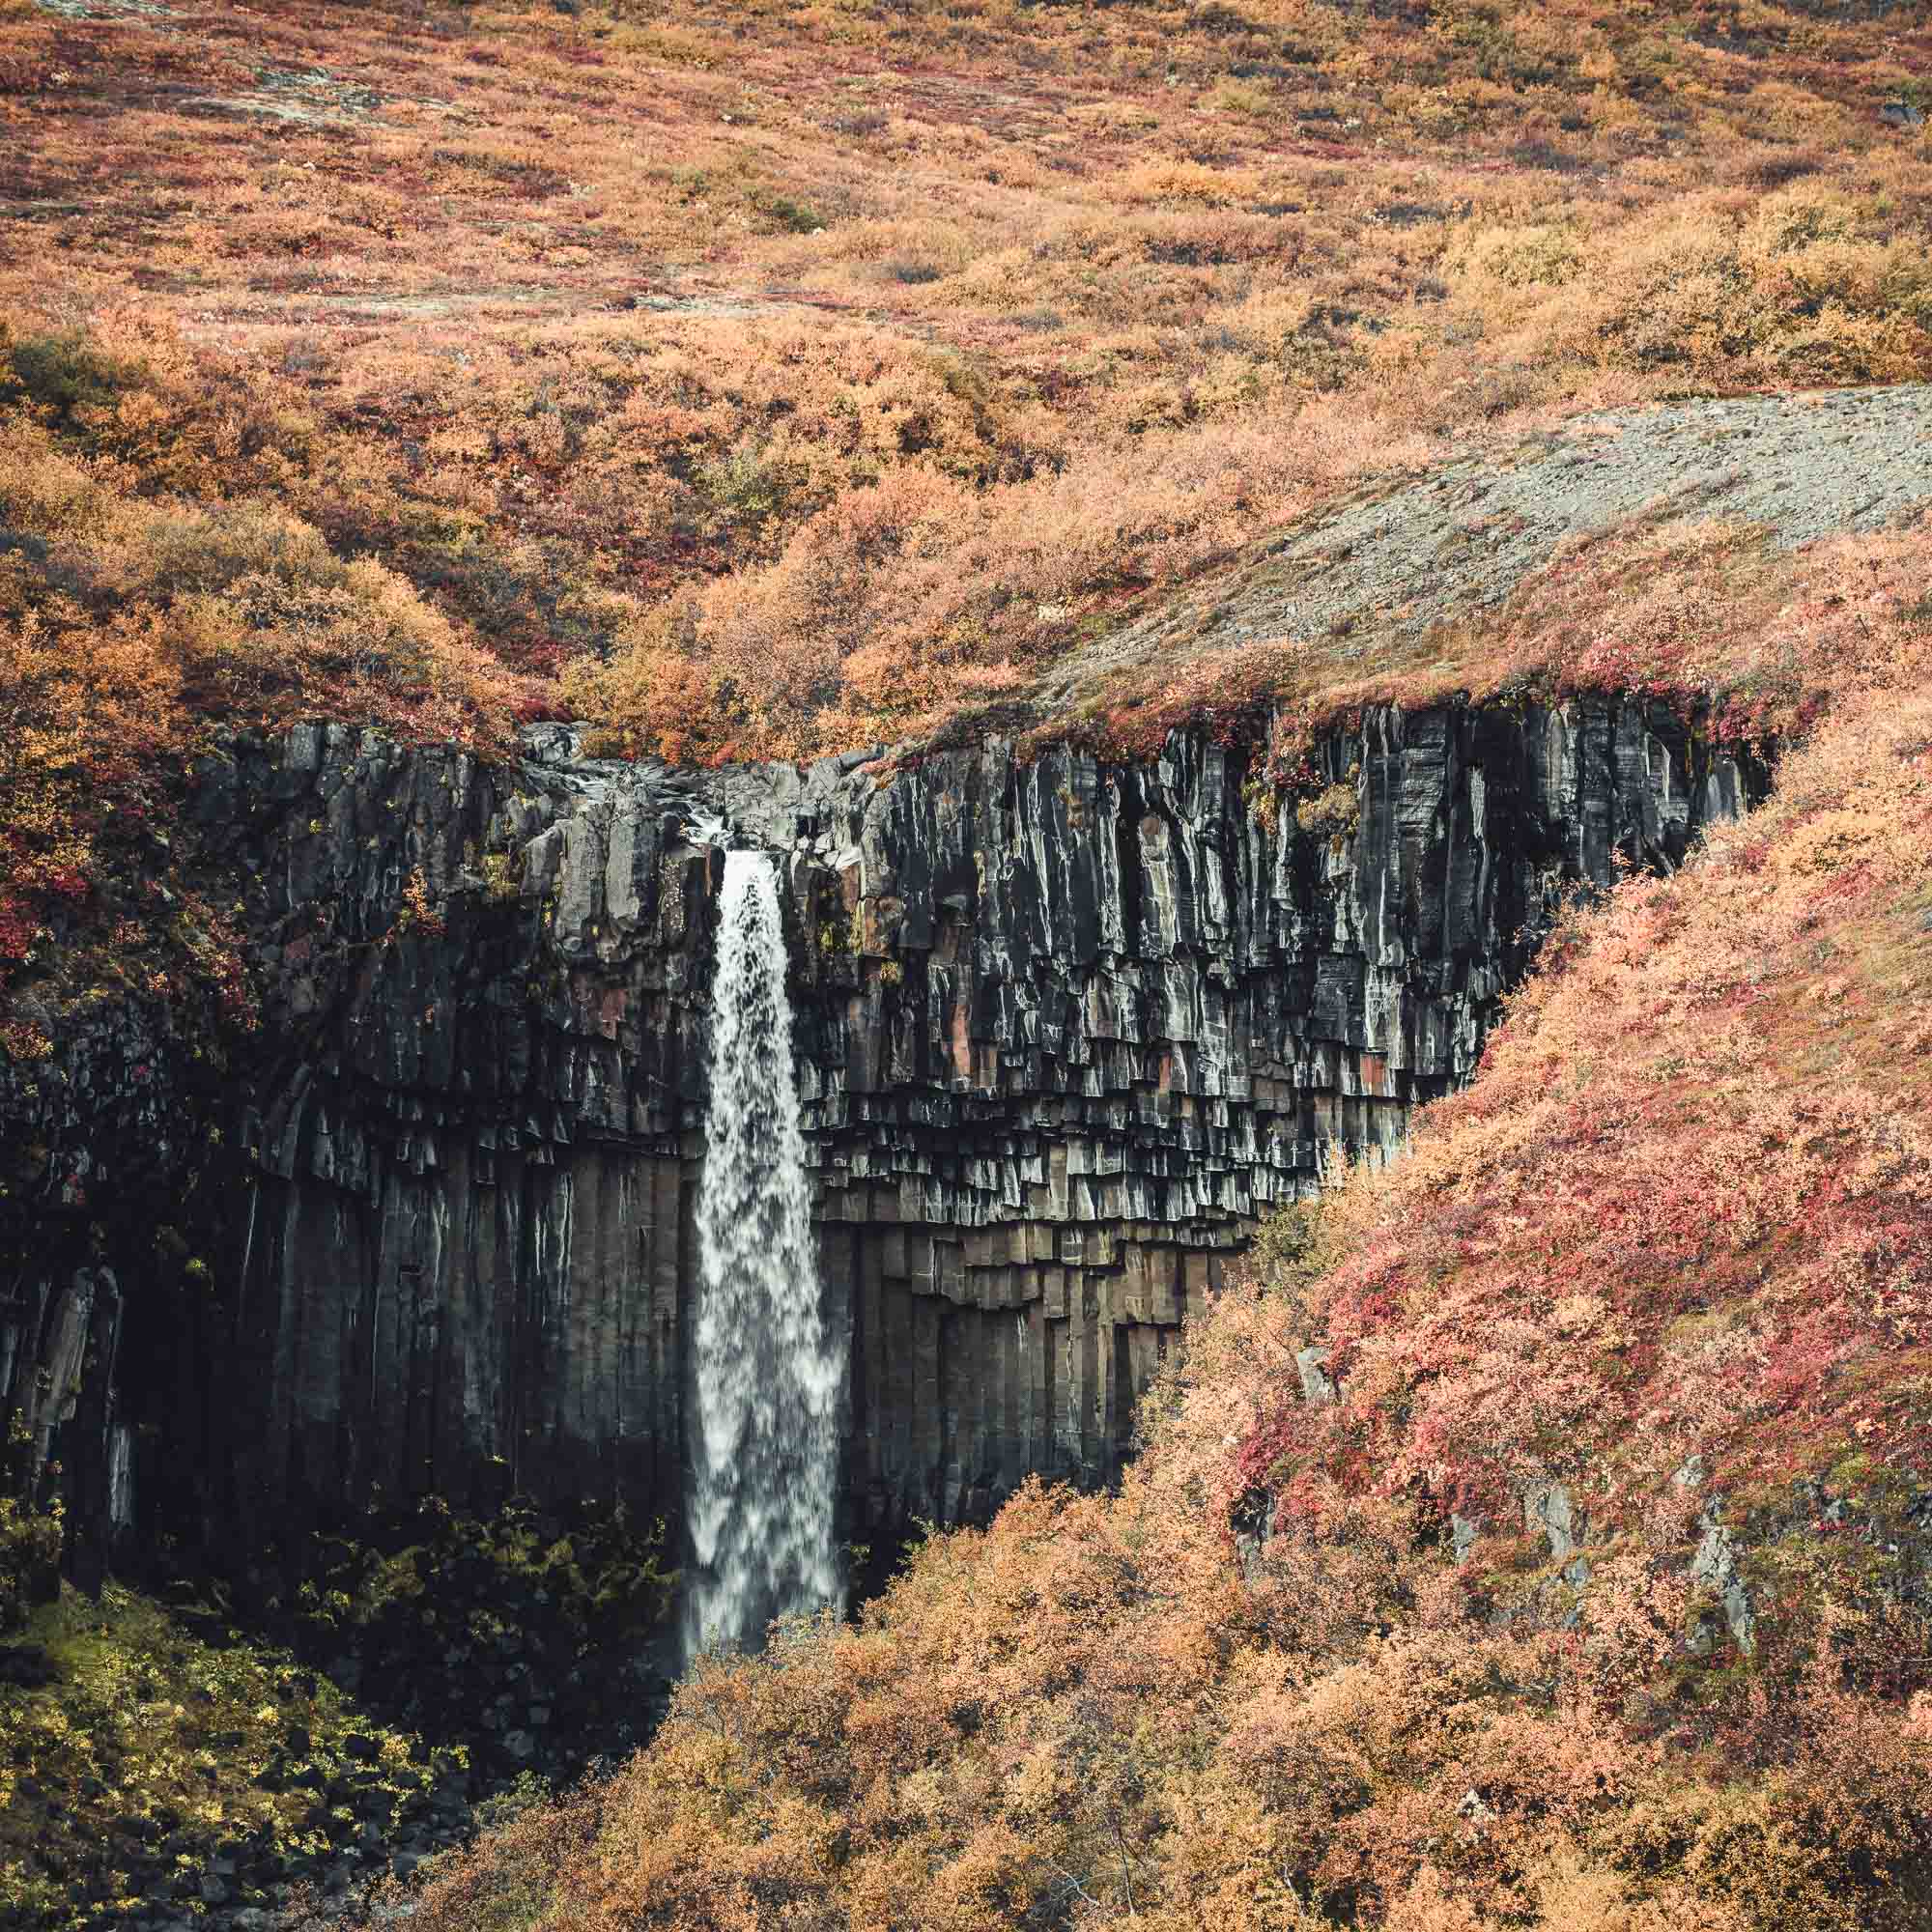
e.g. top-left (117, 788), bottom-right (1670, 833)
top-left (3, 0), bottom-right (1931, 771)
top-left (955, 380), bottom-right (1932, 763)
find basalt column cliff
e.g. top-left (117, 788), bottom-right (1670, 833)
top-left (0, 701), bottom-right (1757, 1567)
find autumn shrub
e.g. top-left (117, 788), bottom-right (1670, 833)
top-left (1252, 697), bottom-right (1932, 1547)
top-left (1469, 183), bottom-right (1932, 387)
top-left (0, 329), bottom-right (140, 430)
top-left (568, 400), bottom-right (1434, 760)
top-left (397, 1768), bottom-right (610, 1932)
top-left (0, 328), bottom-right (539, 1026)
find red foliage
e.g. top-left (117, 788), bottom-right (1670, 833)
top-left (0, 892), bottom-right (33, 963)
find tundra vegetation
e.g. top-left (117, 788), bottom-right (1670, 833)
top-left (4, 0), bottom-right (1932, 1925)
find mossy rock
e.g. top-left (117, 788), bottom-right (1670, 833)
top-left (0, 1580), bottom-right (462, 1931)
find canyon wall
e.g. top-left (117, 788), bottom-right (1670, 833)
top-left (0, 702), bottom-right (1758, 1570)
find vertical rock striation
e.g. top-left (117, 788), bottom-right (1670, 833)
top-left (784, 702), bottom-right (1750, 1531)
top-left (0, 699), bottom-right (1757, 1568)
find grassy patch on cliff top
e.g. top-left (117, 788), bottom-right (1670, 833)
top-left (0, 309), bottom-right (543, 1026)
top-left (1, 0), bottom-right (1929, 767)
top-left (1029, 499), bottom-right (1932, 785)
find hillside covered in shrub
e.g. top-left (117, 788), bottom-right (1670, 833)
top-left (4, 0), bottom-right (1931, 768)
top-left (8, 0), bottom-right (1932, 1925)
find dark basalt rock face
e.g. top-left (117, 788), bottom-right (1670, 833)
top-left (1, 701), bottom-right (1759, 1571)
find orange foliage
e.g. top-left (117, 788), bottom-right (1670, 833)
top-left (3, 0), bottom-right (1929, 759)
top-left (0, 315), bottom-right (535, 1011)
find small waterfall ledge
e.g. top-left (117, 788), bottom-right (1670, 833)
top-left (685, 851), bottom-right (843, 1656)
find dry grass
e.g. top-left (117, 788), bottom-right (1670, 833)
top-left (2, 0), bottom-right (1928, 758)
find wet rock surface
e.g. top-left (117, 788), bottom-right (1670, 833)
top-left (3, 698), bottom-right (1757, 1574)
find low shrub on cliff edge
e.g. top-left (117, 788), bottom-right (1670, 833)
top-left (0, 315), bottom-right (540, 1021)
top-left (408, 587), bottom-right (1932, 1925)
top-left (1079, 506), bottom-right (1932, 794)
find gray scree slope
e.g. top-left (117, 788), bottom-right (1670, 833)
top-left (1048, 383), bottom-right (1932, 704)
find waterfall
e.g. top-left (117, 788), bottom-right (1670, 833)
top-left (684, 849), bottom-right (842, 1660)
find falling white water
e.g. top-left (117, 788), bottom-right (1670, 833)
top-left (684, 850), bottom-right (842, 1660)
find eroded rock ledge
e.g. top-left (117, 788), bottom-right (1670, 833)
top-left (1, 699), bottom-right (1759, 1571)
